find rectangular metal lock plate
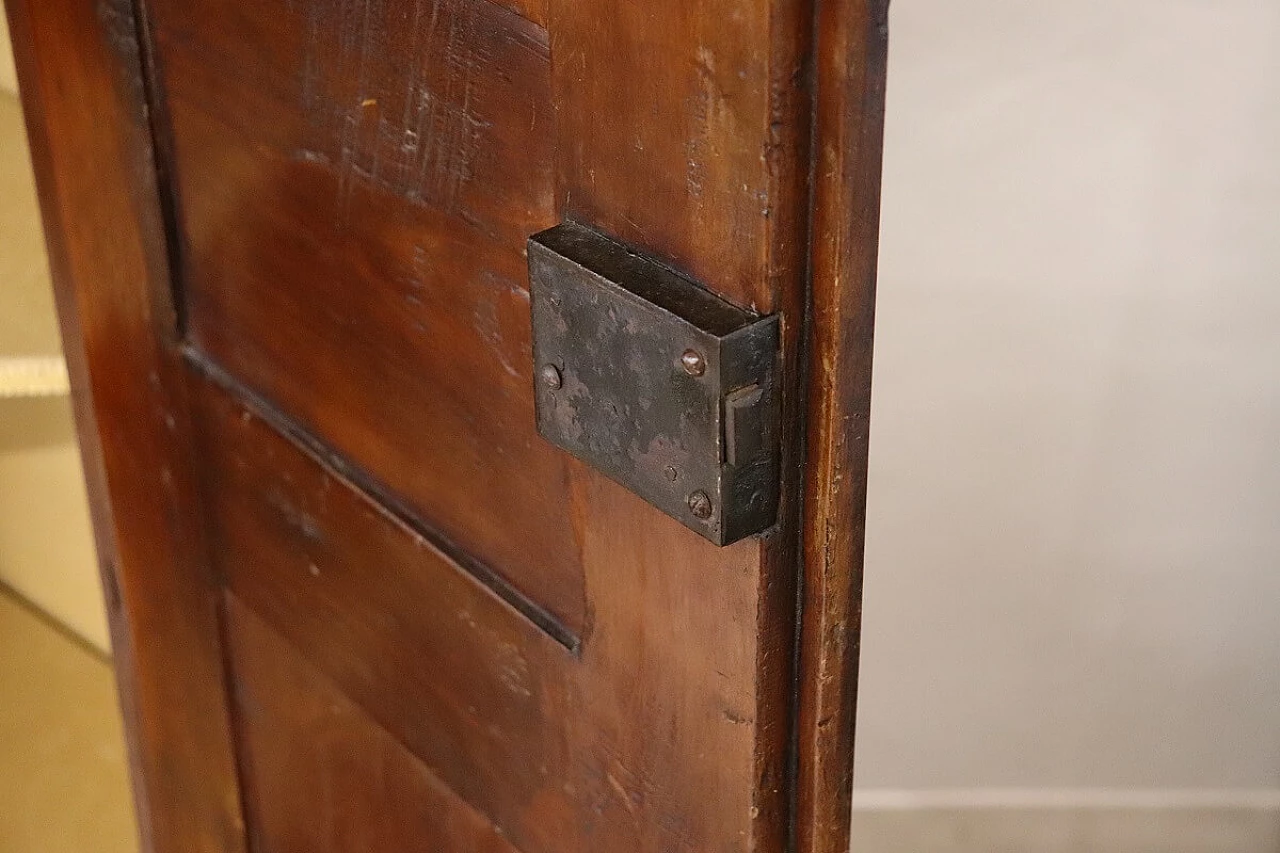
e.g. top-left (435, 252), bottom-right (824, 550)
top-left (529, 223), bottom-right (780, 545)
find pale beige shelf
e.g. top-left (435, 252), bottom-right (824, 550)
top-left (0, 356), bottom-right (69, 397)
top-left (0, 87), bottom-right (68, 398)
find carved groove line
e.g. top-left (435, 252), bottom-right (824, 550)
top-left (184, 346), bottom-right (580, 652)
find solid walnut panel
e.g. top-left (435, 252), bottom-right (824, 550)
top-left (145, 0), bottom-right (584, 633)
top-left (225, 596), bottom-right (522, 853)
top-left (189, 372), bottom-right (574, 852)
top-left (149, 0), bottom-right (553, 249)
top-left (188, 364), bottom-right (768, 853)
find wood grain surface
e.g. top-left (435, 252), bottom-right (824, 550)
top-left (6, 0), bottom-right (247, 849)
top-left (796, 3), bottom-right (891, 853)
top-left (11, 0), bottom-right (889, 849)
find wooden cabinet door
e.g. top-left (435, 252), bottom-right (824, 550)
top-left (7, 0), bottom-right (887, 850)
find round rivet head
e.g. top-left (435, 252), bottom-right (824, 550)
top-left (680, 349), bottom-right (706, 377)
top-left (688, 490), bottom-right (713, 519)
top-left (663, 465), bottom-right (679, 482)
top-left (539, 364), bottom-right (563, 390)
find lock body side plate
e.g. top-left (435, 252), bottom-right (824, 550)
top-left (529, 223), bottom-right (779, 545)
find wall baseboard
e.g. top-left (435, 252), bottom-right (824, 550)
top-left (850, 789), bottom-right (1280, 853)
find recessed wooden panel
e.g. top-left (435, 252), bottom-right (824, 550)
top-left (189, 371), bottom-right (573, 851)
top-left (225, 595), bottom-right (522, 853)
top-left (146, 0), bottom-right (583, 632)
top-left (149, 0), bottom-right (551, 248)
top-left (187, 363), bottom-right (772, 853)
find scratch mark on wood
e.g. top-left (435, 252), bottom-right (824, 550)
top-left (295, 0), bottom-right (510, 222)
top-left (685, 45), bottom-right (721, 202)
top-left (472, 270), bottom-right (525, 380)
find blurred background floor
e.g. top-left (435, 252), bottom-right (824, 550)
top-left (0, 587), bottom-right (137, 853)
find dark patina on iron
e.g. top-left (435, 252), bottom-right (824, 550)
top-left (528, 222), bottom-right (780, 545)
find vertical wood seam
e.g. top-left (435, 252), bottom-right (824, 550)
top-left (131, 0), bottom-right (191, 337)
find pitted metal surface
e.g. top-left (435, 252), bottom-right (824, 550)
top-left (529, 222), bottom-right (779, 545)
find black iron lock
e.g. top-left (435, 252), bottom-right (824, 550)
top-left (528, 223), bottom-right (780, 545)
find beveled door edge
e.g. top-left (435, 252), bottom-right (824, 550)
top-left (7, 0), bottom-right (250, 850)
top-left (793, 2), bottom-right (891, 853)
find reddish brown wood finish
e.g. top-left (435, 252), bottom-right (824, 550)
top-left (796, 3), bottom-right (891, 853)
top-left (186, 333), bottom-right (767, 853)
top-left (189, 372), bottom-right (567, 851)
top-left (6, 0), bottom-right (246, 850)
top-left (549, 2), bottom-right (820, 848)
top-left (226, 597), bottom-right (523, 853)
top-left (13, 0), bottom-right (890, 850)
top-left (146, 0), bottom-right (582, 633)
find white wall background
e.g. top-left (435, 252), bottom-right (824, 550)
top-left (856, 0), bottom-right (1280, 795)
